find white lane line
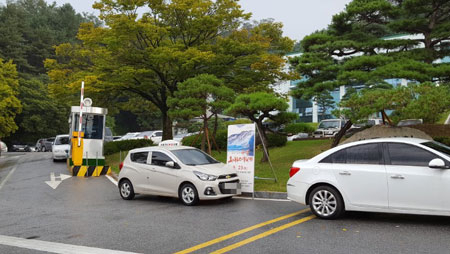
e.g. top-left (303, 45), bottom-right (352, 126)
top-left (106, 174), bottom-right (118, 186)
top-left (233, 196), bottom-right (291, 202)
top-left (0, 158), bottom-right (22, 191)
top-left (0, 235), bottom-right (141, 254)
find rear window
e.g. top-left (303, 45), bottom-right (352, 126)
top-left (130, 152), bottom-right (148, 164)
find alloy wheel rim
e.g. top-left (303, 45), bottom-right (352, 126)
top-left (312, 190), bottom-right (337, 216)
top-left (121, 183), bottom-right (130, 197)
top-left (182, 187), bottom-right (195, 204)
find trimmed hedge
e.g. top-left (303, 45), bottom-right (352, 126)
top-left (284, 123), bottom-right (316, 134)
top-left (434, 137), bottom-right (450, 147)
top-left (182, 129), bottom-right (288, 150)
top-left (266, 133), bottom-right (287, 147)
top-left (181, 129), bottom-right (227, 150)
top-left (104, 139), bottom-right (154, 155)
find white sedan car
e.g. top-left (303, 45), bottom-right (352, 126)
top-left (52, 135), bottom-right (70, 161)
top-left (287, 138), bottom-right (450, 219)
top-left (118, 145), bottom-right (240, 205)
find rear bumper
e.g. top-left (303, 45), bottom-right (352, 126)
top-left (287, 181), bottom-right (309, 205)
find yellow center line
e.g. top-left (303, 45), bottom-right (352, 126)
top-left (173, 208), bottom-right (311, 254)
top-left (210, 214), bottom-right (316, 254)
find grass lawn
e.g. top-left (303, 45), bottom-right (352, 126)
top-left (105, 139), bottom-right (332, 192)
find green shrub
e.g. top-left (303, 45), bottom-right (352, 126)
top-left (224, 119), bottom-right (252, 126)
top-left (434, 137), bottom-right (450, 146)
top-left (181, 129), bottom-right (228, 150)
top-left (285, 123), bottom-right (316, 134)
top-left (266, 133), bottom-right (287, 147)
top-left (104, 139), bottom-right (154, 155)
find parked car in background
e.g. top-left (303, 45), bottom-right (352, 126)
top-left (115, 132), bottom-right (140, 141)
top-left (104, 127), bottom-right (114, 143)
top-left (0, 141), bottom-right (7, 153)
top-left (397, 119), bottom-right (423, 127)
top-left (52, 135), bottom-right (70, 162)
top-left (118, 145), bottom-right (241, 205)
top-left (287, 137), bottom-right (450, 219)
top-left (11, 144), bottom-right (31, 152)
top-left (35, 139), bottom-right (45, 152)
top-left (135, 130), bottom-right (163, 144)
top-left (113, 136), bottom-right (122, 141)
top-left (174, 133), bottom-right (195, 143)
top-left (312, 119), bottom-right (347, 138)
top-left (41, 137), bottom-right (55, 152)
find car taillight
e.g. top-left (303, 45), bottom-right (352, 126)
top-left (119, 162), bottom-right (124, 171)
top-left (289, 167), bottom-right (300, 177)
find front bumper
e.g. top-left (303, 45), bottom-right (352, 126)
top-left (197, 178), bottom-right (241, 200)
top-left (53, 150), bottom-right (69, 159)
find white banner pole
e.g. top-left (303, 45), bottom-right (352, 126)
top-left (78, 81), bottom-right (84, 147)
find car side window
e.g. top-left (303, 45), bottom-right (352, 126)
top-left (130, 152), bottom-right (149, 164)
top-left (346, 143), bottom-right (382, 164)
top-left (320, 143), bottom-right (381, 164)
top-left (387, 143), bottom-right (438, 167)
top-left (151, 152), bottom-right (172, 167)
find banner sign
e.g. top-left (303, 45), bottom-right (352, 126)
top-left (227, 124), bottom-right (255, 193)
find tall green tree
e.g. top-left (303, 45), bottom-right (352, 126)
top-left (292, 0), bottom-right (450, 98)
top-left (292, 0), bottom-right (450, 146)
top-left (226, 92), bottom-right (297, 162)
top-left (0, 59), bottom-right (22, 138)
top-left (314, 91), bottom-right (335, 119)
top-left (169, 74), bottom-right (234, 153)
top-left (46, 0), bottom-right (294, 140)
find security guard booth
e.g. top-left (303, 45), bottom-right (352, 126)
top-left (68, 100), bottom-right (110, 177)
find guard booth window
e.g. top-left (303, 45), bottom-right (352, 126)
top-left (74, 114), bottom-right (104, 139)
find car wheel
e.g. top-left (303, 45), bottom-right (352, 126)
top-left (309, 185), bottom-right (344, 219)
top-left (179, 183), bottom-right (199, 206)
top-left (119, 179), bottom-right (135, 200)
top-left (53, 158), bottom-right (57, 162)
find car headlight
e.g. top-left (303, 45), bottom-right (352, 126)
top-left (193, 171), bottom-right (217, 181)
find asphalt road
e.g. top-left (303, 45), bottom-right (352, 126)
top-left (0, 152), bottom-right (450, 254)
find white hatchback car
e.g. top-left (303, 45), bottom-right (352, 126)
top-left (52, 135), bottom-right (70, 161)
top-left (118, 146), bottom-right (241, 205)
top-left (287, 138), bottom-right (450, 219)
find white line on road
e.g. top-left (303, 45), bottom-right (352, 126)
top-left (106, 174), bottom-right (118, 186)
top-left (0, 158), bottom-right (22, 191)
top-left (0, 235), bottom-right (142, 254)
top-left (233, 197), bottom-right (291, 202)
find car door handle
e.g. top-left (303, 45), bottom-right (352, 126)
top-left (339, 171), bottom-right (351, 176)
top-left (391, 175), bottom-right (405, 179)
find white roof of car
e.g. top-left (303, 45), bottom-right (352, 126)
top-left (130, 145), bottom-right (197, 153)
top-left (339, 137), bottom-right (429, 147)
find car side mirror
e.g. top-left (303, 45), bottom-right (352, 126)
top-left (429, 158), bottom-right (450, 169)
top-left (165, 161), bottom-right (178, 169)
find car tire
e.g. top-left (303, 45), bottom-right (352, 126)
top-left (53, 158), bottom-right (57, 162)
top-left (119, 179), bottom-right (135, 200)
top-left (309, 185), bottom-right (344, 220)
top-left (179, 183), bottom-right (199, 206)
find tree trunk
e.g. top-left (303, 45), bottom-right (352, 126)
top-left (161, 110), bottom-right (173, 141)
top-left (201, 118), bottom-right (208, 152)
top-left (331, 120), bottom-right (352, 148)
top-left (257, 121), bottom-right (270, 163)
top-left (212, 113), bottom-right (218, 138)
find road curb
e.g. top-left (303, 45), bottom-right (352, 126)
top-left (240, 191), bottom-right (287, 200)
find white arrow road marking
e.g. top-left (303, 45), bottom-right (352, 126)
top-left (45, 172), bottom-right (71, 190)
top-left (0, 234), bottom-right (142, 254)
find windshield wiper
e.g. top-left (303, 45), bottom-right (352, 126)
top-left (185, 163), bottom-right (197, 166)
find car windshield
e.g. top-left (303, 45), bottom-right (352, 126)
top-left (422, 141), bottom-right (450, 157)
top-left (171, 149), bottom-right (219, 166)
top-left (55, 137), bottom-right (69, 145)
top-left (318, 121), bottom-right (340, 129)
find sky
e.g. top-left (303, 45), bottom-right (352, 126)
top-left (0, 0), bottom-right (352, 41)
